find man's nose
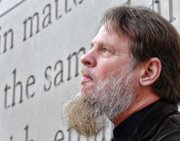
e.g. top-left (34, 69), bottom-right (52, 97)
top-left (81, 50), bottom-right (96, 68)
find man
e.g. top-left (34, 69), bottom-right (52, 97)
top-left (64, 5), bottom-right (180, 140)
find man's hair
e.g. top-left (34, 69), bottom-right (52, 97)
top-left (101, 6), bottom-right (180, 104)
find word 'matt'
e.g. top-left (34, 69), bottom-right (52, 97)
top-left (22, 0), bottom-right (84, 41)
top-left (0, 0), bottom-right (84, 56)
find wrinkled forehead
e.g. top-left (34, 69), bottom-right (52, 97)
top-left (95, 24), bottom-right (126, 43)
top-left (100, 22), bottom-right (116, 34)
top-left (102, 21), bottom-right (130, 41)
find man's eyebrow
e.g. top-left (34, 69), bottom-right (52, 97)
top-left (91, 41), bottom-right (114, 48)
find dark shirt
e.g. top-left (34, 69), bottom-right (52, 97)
top-left (112, 100), bottom-right (180, 141)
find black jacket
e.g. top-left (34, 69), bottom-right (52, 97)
top-left (112, 100), bottom-right (180, 141)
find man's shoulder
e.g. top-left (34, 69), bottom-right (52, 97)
top-left (152, 111), bottom-right (180, 140)
top-left (168, 111), bottom-right (180, 125)
top-left (160, 111), bottom-right (180, 132)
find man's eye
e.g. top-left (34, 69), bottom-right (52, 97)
top-left (100, 47), bottom-right (114, 57)
top-left (102, 47), bottom-right (111, 52)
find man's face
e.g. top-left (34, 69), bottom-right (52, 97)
top-left (81, 25), bottom-right (132, 96)
top-left (64, 25), bottom-right (138, 137)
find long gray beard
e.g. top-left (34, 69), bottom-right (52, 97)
top-left (64, 69), bottom-right (136, 137)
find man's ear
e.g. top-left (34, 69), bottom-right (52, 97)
top-left (140, 57), bottom-right (162, 86)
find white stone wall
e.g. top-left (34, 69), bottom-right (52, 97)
top-left (0, 0), bottom-right (179, 140)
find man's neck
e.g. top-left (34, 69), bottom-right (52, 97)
top-left (112, 93), bottom-right (160, 126)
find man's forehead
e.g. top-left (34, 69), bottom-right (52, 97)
top-left (96, 25), bottom-right (130, 44)
top-left (99, 24), bottom-right (129, 40)
top-left (92, 27), bottom-right (113, 46)
top-left (98, 24), bottom-right (113, 34)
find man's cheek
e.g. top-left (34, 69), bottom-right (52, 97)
top-left (98, 67), bottom-right (110, 79)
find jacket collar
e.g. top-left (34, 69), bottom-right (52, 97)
top-left (113, 100), bottom-right (178, 140)
top-left (135, 100), bottom-right (178, 139)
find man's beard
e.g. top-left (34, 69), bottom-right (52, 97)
top-left (64, 67), bottom-right (136, 137)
